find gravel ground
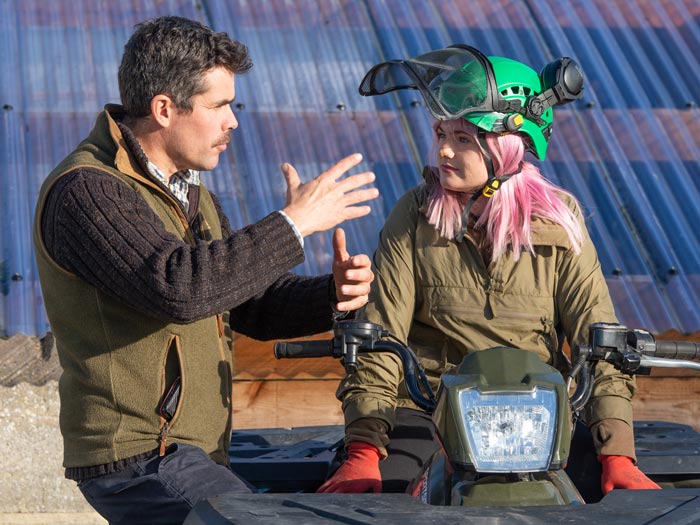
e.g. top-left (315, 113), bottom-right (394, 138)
top-left (0, 334), bottom-right (106, 523)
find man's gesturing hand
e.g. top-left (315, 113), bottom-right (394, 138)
top-left (332, 228), bottom-right (373, 312)
top-left (281, 153), bottom-right (378, 237)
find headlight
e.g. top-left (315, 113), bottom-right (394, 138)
top-left (459, 387), bottom-right (557, 472)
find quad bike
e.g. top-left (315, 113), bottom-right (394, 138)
top-left (185, 321), bottom-right (700, 524)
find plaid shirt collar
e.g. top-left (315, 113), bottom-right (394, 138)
top-left (147, 162), bottom-right (200, 211)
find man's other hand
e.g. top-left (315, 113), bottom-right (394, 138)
top-left (331, 228), bottom-right (373, 312)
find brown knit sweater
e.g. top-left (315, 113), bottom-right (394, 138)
top-left (41, 165), bottom-right (337, 341)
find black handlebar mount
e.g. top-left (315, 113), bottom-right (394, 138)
top-left (330, 320), bottom-right (385, 374)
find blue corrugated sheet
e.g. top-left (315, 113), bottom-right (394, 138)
top-left (1, 0), bottom-right (699, 337)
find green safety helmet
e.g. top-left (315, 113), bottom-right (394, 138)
top-left (358, 45), bottom-right (584, 160)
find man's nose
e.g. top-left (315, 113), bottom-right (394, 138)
top-left (227, 106), bottom-right (238, 131)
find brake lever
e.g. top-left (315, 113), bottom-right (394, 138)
top-left (638, 355), bottom-right (700, 371)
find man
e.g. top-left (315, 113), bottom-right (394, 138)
top-left (33, 16), bottom-right (377, 524)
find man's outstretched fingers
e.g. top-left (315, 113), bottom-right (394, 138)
top-left (345, 188), bottom-right (379, 206)
top-left (342, 205), bottom-right (372, 222)
top-left (337, 171), bottom-right (376, 193)
top-left (281, 162), bottom-right (301, 193)
top-left (323, 153), bottom-right (364, 182)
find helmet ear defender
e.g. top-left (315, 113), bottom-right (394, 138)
top-left (541, 57), bottom-right (584, 101)
top-left (525, 57), bottom-right (584, 124)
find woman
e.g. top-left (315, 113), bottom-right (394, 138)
top-left (318, 46), bottom-right (659, 497)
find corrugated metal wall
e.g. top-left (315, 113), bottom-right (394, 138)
top-left (1, 0), bottom-right (699, 337)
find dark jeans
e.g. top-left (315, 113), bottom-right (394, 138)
top-left (379, 408), bottom-right (441, 493)
top-left (379, 408), bottom-right (603, 501)
top-left (78, 443), bottom-right (252, 525)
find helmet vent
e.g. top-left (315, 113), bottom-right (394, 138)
top-left (502, 86), bottom-right (532, 98)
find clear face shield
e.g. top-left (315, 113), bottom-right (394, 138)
top-left (358, 45), bottom-right (502, 120)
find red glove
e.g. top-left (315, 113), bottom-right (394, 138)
top-left (599, 455), bottom-right (661, 494)
top-left (316, 442), bottom-right (382, 493)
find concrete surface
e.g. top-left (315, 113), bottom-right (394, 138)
top-left (0, 334), bottom-right (106, 523)
top-left (0, 381), bottom-right (106, 523)
top-left (0, 513), bottom-right (106, 524)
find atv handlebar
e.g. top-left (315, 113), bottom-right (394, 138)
top-left (647, 340), bottom-right (700, 360)
top-left (274, 340), bottom-right (334, 359)
top-left (578, 323), bottom-right (700, 371)
top-left (274, 320), bottom-right (437, 412)
top-left (274, 320), bottom-right (699, 418)
top-left (569, 323), bottom-right (700, 415)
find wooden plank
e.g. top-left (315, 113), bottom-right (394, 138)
top-left (639, 368), bottom-right (700, 378)
top-left (633, 376), bottom-right (700, 431)
top-left (232, 375), bottom-right (700, 432)
top-left (656, 330), bottom-right (700, 342)
top-left (233, 379), bottom-right (343, 429)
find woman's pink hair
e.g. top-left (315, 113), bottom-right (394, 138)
top-left (425, 119), bottom-right (584, 260)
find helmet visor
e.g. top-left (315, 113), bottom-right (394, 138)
top-left (359, 45), bottom-right (498, 120)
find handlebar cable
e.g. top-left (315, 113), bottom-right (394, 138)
top-left (381, 331), bottom-right (438, 406)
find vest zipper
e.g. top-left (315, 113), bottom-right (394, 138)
top-left (159, 420), bottom-right (169, 456)
top-left (217, 314), bottom-right (224, 338)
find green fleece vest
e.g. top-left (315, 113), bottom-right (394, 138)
top-left (33, 107), bottom-right (232, 468)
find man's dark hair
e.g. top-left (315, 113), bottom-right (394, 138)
top-left (118, 16), bottom-right (252, 118)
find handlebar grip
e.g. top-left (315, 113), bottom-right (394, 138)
top-left (274, 340), bottom-right (333, 359)
top-left (654, 340), bottom-right (700, 360)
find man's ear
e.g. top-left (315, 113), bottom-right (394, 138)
top-left (150, 94), bottom-right (175, 128)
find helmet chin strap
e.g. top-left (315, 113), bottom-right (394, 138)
top-left (455, 131), bottom-right (521, 242)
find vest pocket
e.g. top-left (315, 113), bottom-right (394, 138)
top-left (159, 336), bottom-right (183, 455)
top-left (163, 336), bottom-right (182, 396)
